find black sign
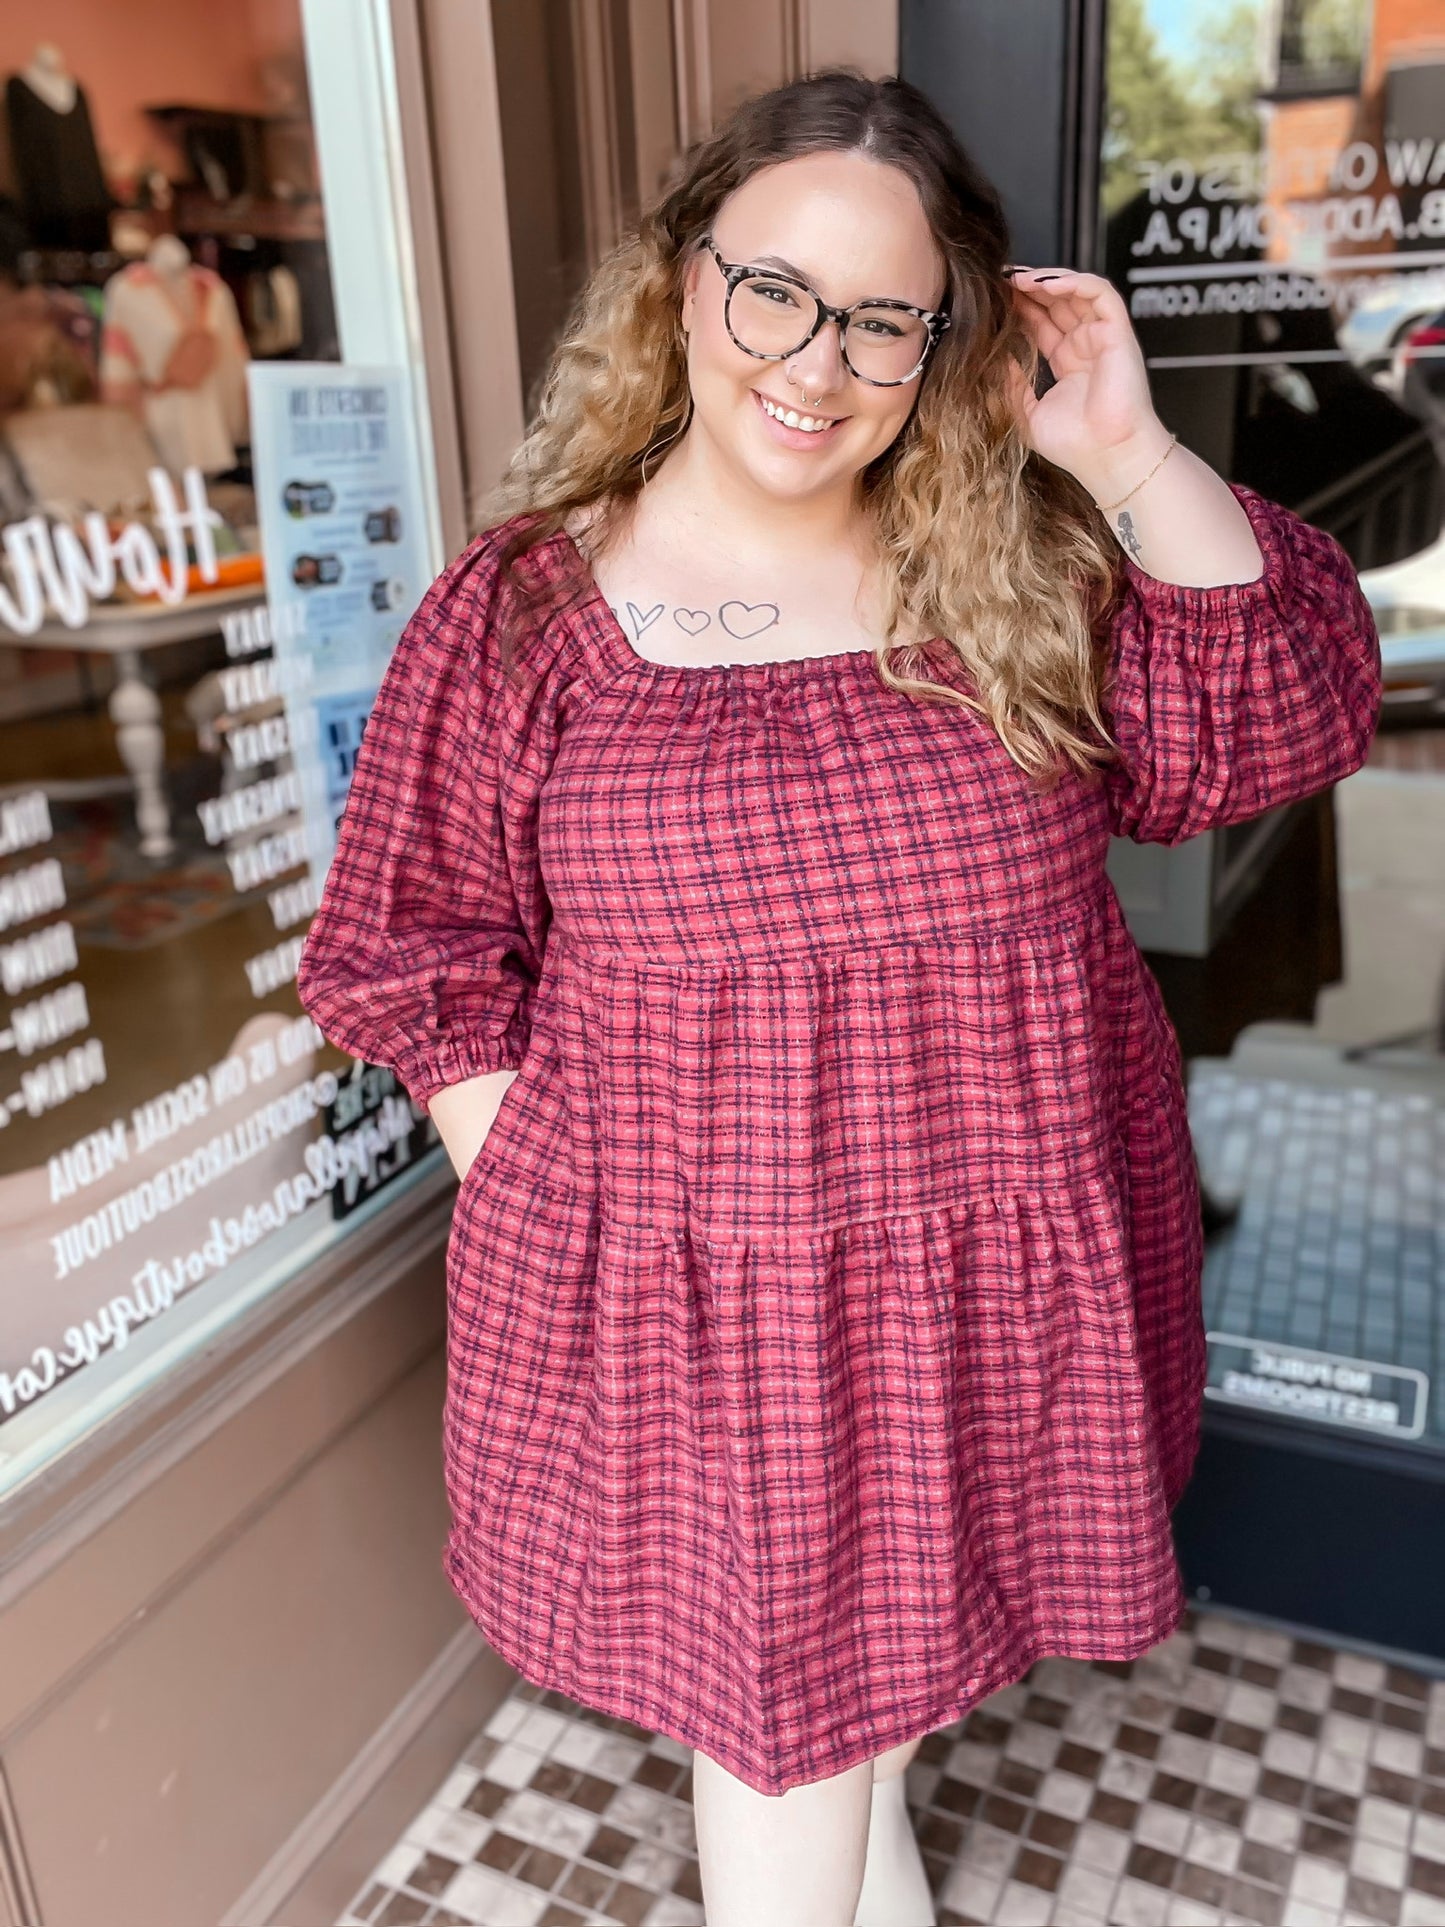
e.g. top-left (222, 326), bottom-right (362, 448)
top-left (323, 1060), bottom-right (439, 1221)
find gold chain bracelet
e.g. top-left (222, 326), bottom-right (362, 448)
top-left (1097, 432), bottom-right (1179, 513)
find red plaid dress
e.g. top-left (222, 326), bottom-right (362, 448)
top-left (296, 482), bottom-right (1381, 1795)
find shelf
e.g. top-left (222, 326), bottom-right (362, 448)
top-left (171, 187), bottom-right (325, 244)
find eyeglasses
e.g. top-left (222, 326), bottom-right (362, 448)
top-left (700, 236), bottom-right (952, 387)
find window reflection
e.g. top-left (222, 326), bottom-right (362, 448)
top-left (1100, 0), bottom-right (1444, 1454)
top-left (0, 14), bottom-right (355, 1479)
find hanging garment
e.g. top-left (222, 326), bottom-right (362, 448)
top-left (243, 264), bottom-right (303, 357)
top-left (4, 74), bottom-right (112, 253)
top-left (295, 485), bottom-right (1383, 1797)
top-left (99, 261), bottom-right (250, 474)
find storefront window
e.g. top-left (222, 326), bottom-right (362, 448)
top-left (0, 4), bottom-right (441, 1499)
top-left (1099, 0), bottom-right (1443, 1456)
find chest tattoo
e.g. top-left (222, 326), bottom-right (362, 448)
top-left (624, 598), bottom-right (782, 641)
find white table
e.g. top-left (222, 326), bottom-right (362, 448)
top-left (19, 586), bottom-right (267, 859)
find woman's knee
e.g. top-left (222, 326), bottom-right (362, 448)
top-left (691, 1746), bottom-right (874, 1926)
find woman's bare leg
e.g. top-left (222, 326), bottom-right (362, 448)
top-left (691, 1733), bottom-right (937, 1927)
top-left (691, 1747), bottom-right (873, 1927)
top-left (871, 1733), bottom-right (925, 1781)
top-left (855, 1731), bottom-right (936, 1926)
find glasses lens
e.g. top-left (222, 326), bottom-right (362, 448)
top-left (727, 274), bottom-right (818, 357)
top-left (844, 306), bottom-right (931, 383)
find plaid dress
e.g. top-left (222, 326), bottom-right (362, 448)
top-left (295, 483), bottom-right (1382, 1796)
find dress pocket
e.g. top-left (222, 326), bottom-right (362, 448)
top-left (452, 1061), bottom-right (529, 1221)
top-left (443, 1091), bottom-right (518, 1533)
top-left (445, 1065), bottom-right (527, 1380)
top-left (444, 1157), bottom-right (601, 1584)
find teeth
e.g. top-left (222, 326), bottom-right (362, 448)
top-left (760, 394), bottom-right (834, 433)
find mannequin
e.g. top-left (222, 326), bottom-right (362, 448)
top-left (4, 45), bottom-right (112, 253)
top-left (100, 236), bottom-right (250, 474)
top-left (148, 233), bottom-right (203, 311)
top-left (20, 43), bottom-right (76, 115)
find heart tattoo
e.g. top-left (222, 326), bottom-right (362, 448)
top-left (673, 608), bottom-right (712, 635)
top-left (719, 600), bottom-right (781, 639)
top-left (626, 600), bottom-right (664, 637)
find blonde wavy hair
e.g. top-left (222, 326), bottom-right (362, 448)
top-left (478, 68), bottom-right (1128, 788)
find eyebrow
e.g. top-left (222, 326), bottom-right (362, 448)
top-left (732, 247), bottom-right (933, 310)
top-left (752, 252), bottom-right (812, 280)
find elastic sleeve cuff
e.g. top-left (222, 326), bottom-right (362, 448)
top-left (393, 1025), bottom-right (531, 1115)
top-left (1115, 480), bottom-right (1291, 633)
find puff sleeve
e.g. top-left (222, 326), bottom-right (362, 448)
top-left (1098, 481), bottom-right (1383, 846)
top-left (295, 528), bottom-right (563, 1112)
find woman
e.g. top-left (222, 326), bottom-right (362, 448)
top-left (296, 70), bottom-right (1381, 1927)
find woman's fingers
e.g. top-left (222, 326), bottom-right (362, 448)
top-left (1009, 279), bottom-right (1092, 340)
top-left (1012, 293), bottom-right (1097, 370)
top-left (1010, 277), bottom-right (1135, 372)
top-left (1017, 267), bottom-right (1132, 331)
top-left (1008, 266), bottom-right (1119, 298)
top-left (1008, 276), bottom-right (1078, 330)
top-left (1009, 266), bottom-right (1131, 330)
top-left (1013, 297), bottom-right (1067, 361)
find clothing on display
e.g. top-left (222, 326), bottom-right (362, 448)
top-left (4, 68), bottom-right (112, 254)
top-left (295, 484), bottom-right (1383, 1796)
top-left (99, 255), bottom-right (250, 474)
top-left (243, 265), bottom-right (303, 357)
top-left (0, 281), bottom-right (98, 414)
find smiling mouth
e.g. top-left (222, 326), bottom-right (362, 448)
top-left (753, 389), bottom-right (843, 434)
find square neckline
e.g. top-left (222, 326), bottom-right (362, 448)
top-left (551, 524), bottom-right (895, 679)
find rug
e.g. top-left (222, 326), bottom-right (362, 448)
top-left (43, 758), bottom-right (266, 949)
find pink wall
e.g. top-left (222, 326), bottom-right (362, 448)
top-left (1, 0), bottom-right (307, 188)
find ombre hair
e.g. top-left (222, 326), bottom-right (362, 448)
top-left (477, 68), bottom-right (1126, 787)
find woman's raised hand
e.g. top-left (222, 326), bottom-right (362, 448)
top-left (1003, 265), bottom-right (1167, 500)
top-left (1001, 265), bottom-right (1265, 585)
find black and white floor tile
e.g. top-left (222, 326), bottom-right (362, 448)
top-left (335, 1603), bottom-right (1445, 1927)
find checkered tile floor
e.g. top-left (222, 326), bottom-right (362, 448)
top-left (336, 1604), bottom-right (1445, 1926)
